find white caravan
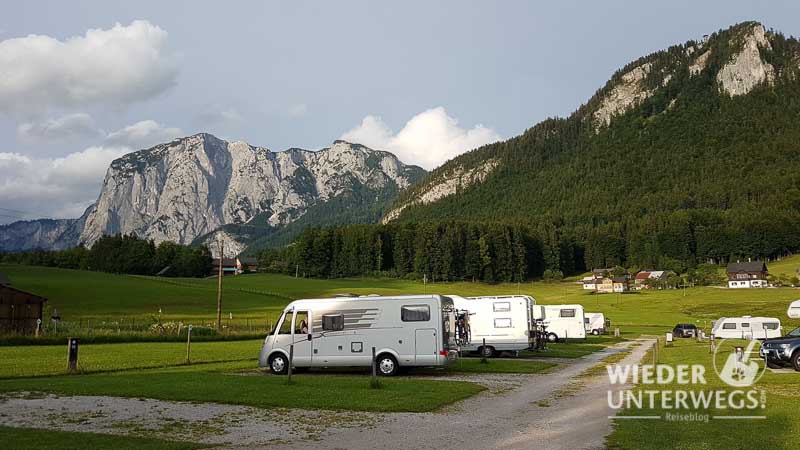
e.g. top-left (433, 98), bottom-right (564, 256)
top-left (450, 295), bottom-right (536, 357)
top-left (533, 304), bottom-right (587, 342)
top-left (788, 300), bottom-right (800, 319)
top-left (711, 316), bottom-right (783, 340)
top-left (584, 312), bottom-right (607, 335)
top-left (258, 295), bottom-right (459, 376)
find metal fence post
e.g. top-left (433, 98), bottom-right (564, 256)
top-left (372, 346), bottom-right (377, 380)
top-left (288, 344), bottom-right (294, 383)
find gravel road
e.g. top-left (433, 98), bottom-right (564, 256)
top-left (0, 340), bottom-right (652, 450)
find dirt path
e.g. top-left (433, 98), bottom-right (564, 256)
top-left (0, 340), bottom-right (652, 450)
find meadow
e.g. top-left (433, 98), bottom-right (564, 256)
top-left (3, 263), bottom-right (798, 336)
top-left (3, 263), bottom-right (800, 450)
top-left (606, 338), bottom-right (800, 450)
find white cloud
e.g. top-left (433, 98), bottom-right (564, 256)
top-left (0, 146), bottom-right (129, 221)
top-left (0, 20), bottom-right (178, 114)
top-left (340, 107), bottom-right (501, 169)
top-left (17, 113), bottom-right (102, 143)
top-left (287, 103), bottom-right (308, 118)
top-left (105, 120), bottom-right (183, 149)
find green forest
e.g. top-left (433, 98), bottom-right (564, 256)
top-left (0, 235), bottom-right (212, 278)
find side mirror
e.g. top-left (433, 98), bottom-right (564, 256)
top-left (307, 334), bottom-right (312, 341)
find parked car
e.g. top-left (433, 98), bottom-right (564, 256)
top-left (672, 323), bottom-right (698, 338)
top-left (759, 326), bottom-right (800, 371)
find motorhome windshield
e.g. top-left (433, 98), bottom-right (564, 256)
top-left (268, 312), bottom-right (287, 336)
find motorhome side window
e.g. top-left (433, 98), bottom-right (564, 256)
top-left (401, 305), bottom-right (430, 322)
top-left (741, 323), bottom-right (750, 328)
top-left (295, 311), bottom-right (309, 334)
top-left (722, 323), bottom-right (736, 330)
top-left (494, 318), bottom-right (512, 328)
top-left (322, 314), bottom-right (344, 331)
top-left (560, 309), bottom-right (576, 318)
top-left (493, 302), bottom-right (511, 312)
top-left (764, 322), bottom-right (779, 330)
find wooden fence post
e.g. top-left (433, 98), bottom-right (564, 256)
top-left (186, 325), bottom-right (193, 364)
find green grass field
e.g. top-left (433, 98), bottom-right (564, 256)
top-left (3, 264), bottom-right (800, 449)
top-left (4, 264), bottom-right (799, 334)
top-left (0, 340), bottom-right (262, 378)
top-left (3, 427), bottom-right (208, 450)
top-left (0, 360), bottom-right (485, 413)
top-left (606, 338), bottom-right (800, 450)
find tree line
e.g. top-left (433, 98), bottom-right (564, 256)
top-left (259, 221), bottom-right (584, 283)
top-left (0, 234), bottom-right (212, 278)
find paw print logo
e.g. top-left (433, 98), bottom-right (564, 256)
top-left (713, 339), bottom-right (766, 387)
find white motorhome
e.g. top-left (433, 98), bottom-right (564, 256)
top-left (533, 304), bottom-right (587, 342)
top-left (258, 295), bottom-right (459, 376)
top-left (584, 312), bottom-right (607, 335)
top-left (711, 316), bottom-right (783, 340)
top-left (788, 300), bottom-right (800, 319)
top-left (450, 295), bottom-right (536, 357)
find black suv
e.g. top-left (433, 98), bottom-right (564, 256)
top-left (673, 323), bottom-right (698, 338)
top-left (760, 326), bottom-right (800, 371)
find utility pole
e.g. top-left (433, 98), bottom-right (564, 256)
top-left (216, 237), bottom-right (224, 331)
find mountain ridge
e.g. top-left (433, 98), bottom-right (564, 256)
top-left (0, 133), bottom-right (425, 255)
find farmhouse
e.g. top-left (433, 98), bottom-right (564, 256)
top-left (236, 256), bottom-right (259, 274)
top-left (633, 270), bottom-right (674, 289)
top-left (210, 258), bottom-right (238, 276)
top-left (583, 269), bottom-right (630, 293)
top-left (726, 261), bottom-right (768, 288)
top-left (0, 272), bottom-right (47, 334)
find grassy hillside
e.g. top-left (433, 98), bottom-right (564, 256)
top-left (766, 254), bottom-right (800, 278)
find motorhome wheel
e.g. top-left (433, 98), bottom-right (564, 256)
top-left (591, 329), bottom-right (600, 336)
top-left (480, 345), bottom-right (496, 358)
top-left (378, 354), bottom-right (399, 376)
top-left (269, 354), bottom-right (288, 375)
top-left (547, 332), bottom-right (558, 343)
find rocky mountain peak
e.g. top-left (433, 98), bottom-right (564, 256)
top-left (73, 134), bottom-right (424, 251)
top-left (588, 21), bottom-right (788, 130)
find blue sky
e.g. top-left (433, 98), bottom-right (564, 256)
top-left (1, 0), bottom-right (799, 222)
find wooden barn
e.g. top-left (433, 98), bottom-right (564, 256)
top-left (0, 272), bottom-right (47, 334)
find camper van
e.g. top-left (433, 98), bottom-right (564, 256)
top-left (788, 300), bottom-right (800, 319)
top-left (711, 316), bottom-right (783, 340)
top-left (258, 295), bottom-right (459, 376)
top-left (534, 304), bottom-right (587, 342)
top-left (584, 312), bottom-right (607, 335)
top-left (450, 295), bottom-right (536, 357)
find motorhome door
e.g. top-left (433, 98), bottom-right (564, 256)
top-left (415, 329), bottom-right (437, 364)
top-left (291, 310), bottom-right (313, 365)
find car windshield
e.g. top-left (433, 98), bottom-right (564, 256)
top-left (787, 327), bottom-right (800, 337)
